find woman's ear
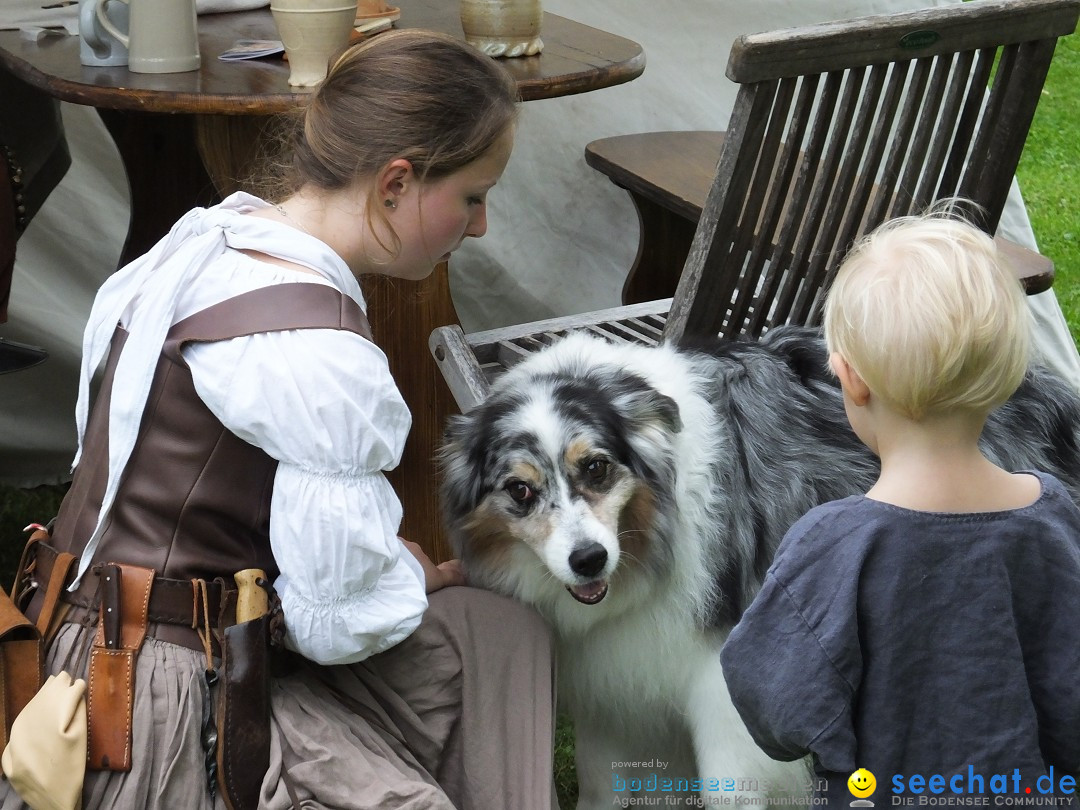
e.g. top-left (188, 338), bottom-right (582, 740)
top-left (378, 159), bottom-right (414, 206)
top-left (829, 352), bottom-right (871, 407)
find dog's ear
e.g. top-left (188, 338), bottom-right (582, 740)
top-left (606, 376), bottom-right (682, 495)
top-left (439, 390), bottom-right (530, 516)
top-left (760, 325), bottom-right (837, 390)
top-left (610, 378), bottom-right (682, 436)
top-left (438, 411), bottom-right (490, 518)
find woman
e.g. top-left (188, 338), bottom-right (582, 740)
top-left (5, 30), bottom-right (553, 810)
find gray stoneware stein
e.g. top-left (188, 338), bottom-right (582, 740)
top-left (79, 0), bottom-right (130, 67)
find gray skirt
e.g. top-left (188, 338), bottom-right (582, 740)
top-left (0, 587), bottom-right (556, 810)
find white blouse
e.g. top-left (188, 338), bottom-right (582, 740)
top-left (73, 193), bottom-right (428, 665)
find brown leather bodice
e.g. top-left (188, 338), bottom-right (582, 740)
top-left (50, 282), bottom-right (372, 587)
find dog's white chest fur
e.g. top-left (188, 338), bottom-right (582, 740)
top-left (558, 595), bottom-right (706, 722)
top-left (556, 593), bottom-right (804, 809)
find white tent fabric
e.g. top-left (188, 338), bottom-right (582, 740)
top-left (2, 0), bottom-right (1077, 487)
top-left (2, 103), bottom-right (127, 486)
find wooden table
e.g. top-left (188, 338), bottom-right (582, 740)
top-left (0, 4), bottom-right (645, 562)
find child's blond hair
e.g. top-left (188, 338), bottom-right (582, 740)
top-left (823, 206), bottom-right (1031, 420)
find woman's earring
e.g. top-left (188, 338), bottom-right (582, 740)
top-left (384, 199), bottom-right (396, 209)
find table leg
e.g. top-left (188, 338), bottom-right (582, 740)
top-left (621, 192), bottom-right (696, 305)
top-left (97, 109), bottom-right (218, 267)
top-left (194, 114), bottom-right (283, 200)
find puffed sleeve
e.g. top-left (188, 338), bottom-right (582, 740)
top-left (185, 323), bottom-right (429, 666)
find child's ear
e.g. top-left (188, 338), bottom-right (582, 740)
top-left (829, 352), bottom-right (871, 407)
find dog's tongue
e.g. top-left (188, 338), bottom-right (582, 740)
top-left (568, 581), bottom-right (608, 605)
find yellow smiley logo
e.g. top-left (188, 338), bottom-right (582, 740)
top-left (848, 768), bottom-right (877, 798)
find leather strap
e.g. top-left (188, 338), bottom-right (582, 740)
top-left (35, 548), bottom-right (75, 641)
top-left (162, 283), bottom-right (373, 365)
top-left (86, 563), bottom-right (154, 771)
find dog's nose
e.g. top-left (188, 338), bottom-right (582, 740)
top-left (569, 543), bottom-right (608, 578)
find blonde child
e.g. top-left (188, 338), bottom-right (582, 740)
top-left (721, 208), bottom-right (1080, 804)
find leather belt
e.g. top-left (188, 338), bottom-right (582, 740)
top-left (32, 542), bottom-right (234, 631)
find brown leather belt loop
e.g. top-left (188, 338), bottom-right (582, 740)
top-left (87, 563), bottom-right (155, 772)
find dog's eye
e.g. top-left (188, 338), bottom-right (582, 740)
top-left (504, 481), bottom-right (536, 504)
top-left (584, 459), bottom-right (610, 482)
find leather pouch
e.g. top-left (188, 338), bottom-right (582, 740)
top-left (216, 613), bottom-right (272, 810)
top-left (1, 671), bottom-right (87, 810)
top-left (0, 588), bottom-right (43, 759)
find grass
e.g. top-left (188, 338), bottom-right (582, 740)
top-left (1, 29), bottom-right (1076, 810)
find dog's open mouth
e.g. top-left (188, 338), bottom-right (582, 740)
top-left (567, 581), bottom-right (609, 605)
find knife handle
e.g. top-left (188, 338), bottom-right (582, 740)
top-left (101, 563), bottom-right (122, 648)
top-left (234, 569), bottom-right (269, 624)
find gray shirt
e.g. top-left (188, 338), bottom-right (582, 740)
top-left (721, 471), bottom-right (1080, 805)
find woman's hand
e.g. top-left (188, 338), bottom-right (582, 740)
top-left (400, 538), bottom-right (466, 593)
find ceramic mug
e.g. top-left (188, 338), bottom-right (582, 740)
top-left (79, 0), bottom-right (129, 67)
top-left (95, 0), bottom-right (201, 74)
top-left (460, 0), bottom-right (544, 58)
top-left (270, 0), bottom-right (356, 87)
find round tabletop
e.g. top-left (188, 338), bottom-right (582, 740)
top-left (0, 0), bottom-right (645, 114)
